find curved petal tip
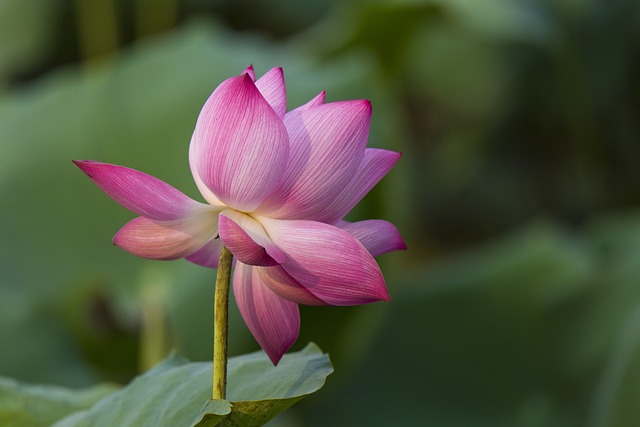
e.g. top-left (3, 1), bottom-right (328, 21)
top-left (73, 159), bottom-right (204, 221)
top-left (234, 263), bottom-right (300, 365)
top-left (242, 65), bottom-right (256, 81)
top-left (189, 72), bottom-right (289, 212)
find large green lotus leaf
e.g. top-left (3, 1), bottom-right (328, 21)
top-left (53, 343), bottom-right (332, 427)
top-left (0, 376), bottom-right (118, 427)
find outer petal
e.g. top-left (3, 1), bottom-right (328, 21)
top-left (185, 237), bottom-right (223, 269)
top-left (74, 160), bottom-right (207, 221)
top-left (256, 100), bottom-right (371, 220)
top-left (218, 210), bottom-right (285, 267)
top-left (242, 65), bottom-right (256, 81)
top-left (189, 74), bottom-right (289, 212)
top-left (258, 217), bottom-right (390, 305)
top-left (255, 67), bottom-right (286, 118)
top-left (257, 266), bottom-right (327, 306)
top-left (234, 262), bottom-right (300, 365)
top-left (190, 153), bottom-right (226, 207)
top-left (113, 211), bottom-right (218, 260)
top-left (318, 149), bottom-right (401, 224)
top-left (290, 90), bottom-right (325, 112)
top-left (339, 220), bottom-right (407, 257)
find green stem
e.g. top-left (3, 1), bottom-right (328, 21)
top-left (213, 245), bottom-right (233, 400)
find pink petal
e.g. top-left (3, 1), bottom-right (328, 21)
top-left (74, 160), bottom-right (206, 221)
top-left (257, 100), bottom-right (371, 220)
top-left (189, 74), bottom-right (289, 212)
top-left (185, 237), bottom-right (223, 269)
top-left (258, 217), bottom-right (390, 305)
top-left (113, 211), bottom-right (218, 260)
top-left (218, 210), bottom-right (285, 267)
top-left (257, 266), bottom-right (327, 306)
top-left (339, 220), bottom-right (407, 256)
top-left (189, 149), bottom-right (226, 206)
top-left (290, 90), bottom-right (325, 112)
top-left (255, 67), bottom-right (287, 118)
top-left (234, 262), bottom-right (300, 365)
top-left (318, 149), bottom-right (401, 224)
top-left (242, 65), bottom-right (256, 81)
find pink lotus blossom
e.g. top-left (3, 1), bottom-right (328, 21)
top-left (74, 66), bottom-right (405, 364)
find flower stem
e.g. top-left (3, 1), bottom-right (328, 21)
top-left (213, 245), bottom-right (233, 400)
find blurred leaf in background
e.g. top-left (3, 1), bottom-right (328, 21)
top-left (0, 376), bottom-right (118, 427)
top-left (0, 0), bottom-right (63, 89)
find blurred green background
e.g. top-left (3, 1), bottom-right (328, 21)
top-left (1, 0), bottom-right (640, 425)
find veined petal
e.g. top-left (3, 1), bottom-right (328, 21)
top-left (234, 263), bottom-right (300, 365)
top-left (258, 217), bottom-right (390, 305)
top-left (318, 149), bottom-right (401, 224)
top-left (74, 160), bottom-right (207, 221)
top-left (242, 65), bottom-right (256, 81)
top-left (257, 100), bottom-right (371, 220)
top-left (185, 237), bottom-right (223, 269)
top-left (289, 90), bottom-right (325, 113)
top-left (113, 211), bottom-right (219, 260)
top-left (255, 67), bottom-right (286, 118)
top-left (257, 266), bottom-right (327, 306)
top-left (339, 220), bottom-right (407, 257)
top-left (189, 74), bottom-right (289, 212)
top-left (218, 209), bottom-right (285, 267)
top-left (190, 153), bottom-right (226, 207)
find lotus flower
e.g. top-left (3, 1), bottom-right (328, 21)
top-left (74, 66), bottom-right (405, 364)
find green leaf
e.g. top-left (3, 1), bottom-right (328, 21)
top-left (205, 343), bottom-right (333, 427)
top-left (53, 343), bottom-right (332, 427)
top-left (190, 400), bottom-right (232, 427)
top-left (0, 376), bottom-right (118, 427)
